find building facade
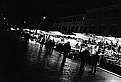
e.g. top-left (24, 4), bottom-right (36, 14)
top-left (52, 14), bottom-right (86, 33)
top-left (85, 4), bottom-right (121, 37)
top-left (52, 4), bottom-right (121, 37)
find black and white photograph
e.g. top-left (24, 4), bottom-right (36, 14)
top-left (1, 0), bottom-right (121, 82)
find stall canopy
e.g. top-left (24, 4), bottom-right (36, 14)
top-left (96, 36), bottom-right (104, 39)
top-left (105, 37), bottom-right (116, 41)
top-left (73, 33), bottom-right (89, 40)
top-left (49, 31), bottom-right (64, 36)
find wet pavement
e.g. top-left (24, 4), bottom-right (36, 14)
top-left (0, 31), bottom-right (120, 82)
top-left (19, 39), bottom-right (121, 82)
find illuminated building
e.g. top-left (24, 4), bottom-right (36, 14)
top-left (52, 14), bottom-right (86, 33)
top-left (85, 4), bottom-right (121, 37)
top-left (53, 4), bottom-right (121, 37)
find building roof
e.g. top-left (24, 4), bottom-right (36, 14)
top-left (54, 13), bottom-right (86, 20)
top-left (86, 4), bottom-right (121, 13)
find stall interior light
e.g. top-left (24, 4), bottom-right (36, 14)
top-left (105, 37), bottom-right (116, 41)
top-left (10, 28), bottom-right (15, 30)
top-left (37, 30), bottom-right (40, 34)
top-left (49, 31), bottom-right (63, 35)
top-left (16, 28), bottom-right (19, 30)
top-left (25, 29), bottom-right (30, 31)
top-left (73, 33), bottom-right (89, 40)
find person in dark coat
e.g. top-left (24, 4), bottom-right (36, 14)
top-left (41, 37), bottom-right (45, 47)
top-left (58, 43), bottom-right (63, 53)
top-left (38, 35), bottom-right (42, 42)
top-left (24, 33), bottom-right (30, 43)
top-left (61, 42), bottom-right (71, 69)
top-left (79, 48), bottom-right (90, 70)
top-left (50, 39), bottom-right (55, 52)
top-left (90, 51), bottom-right (100, 74)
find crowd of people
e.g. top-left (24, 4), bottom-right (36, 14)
top-left (18, 29), bottom-right (100, 74)
top-left (24, 29), bottom-right (121, 75)
top-left (54, 39), bottom-right (100, 74)
top-left (31, 34), bottom-right (99, 75)
top-left (3, 28), bottom-right (121, 79)
top-left (43, 34), bottom-right (121, 74)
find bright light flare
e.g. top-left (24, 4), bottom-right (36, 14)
top-left (10, 28), bottom-right (15, 30)
top-left (43, 16), bottom-right (46, 20)
top-left (4, 18), bottom-right (6, 20)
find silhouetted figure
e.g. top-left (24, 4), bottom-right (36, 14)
top-left (79, 48), bottom-right (90, 70)
top-left (41, 38), bottom-right (45, 47)
top-left (47, 39), bottom-right (52, 50)
top-left (38, 35), bottom-right (42, 42)
top-left (118, 46), bottom-right (121, 53)
top-left (24, 33), bottom-right (30, 43)
top-left (50, 40), bottom-right (55, 52)
top-left (90, 51), bottom-right (100, 74)
top-left (61, 42), bottom-right (71, 69)
top-left (58, 43), bottom-right (64, 54)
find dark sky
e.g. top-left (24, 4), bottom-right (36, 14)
top-left (4, 0), bottom-right (121, 24)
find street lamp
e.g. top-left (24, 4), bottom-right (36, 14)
top-left (24, 21), bottom-right (27, 24)
top-left (42, 16), bottom-right (46, 30)
top-left (4, 18), bottom-right (6, 20)
top-left (43, 16), bottom-right (46, 20)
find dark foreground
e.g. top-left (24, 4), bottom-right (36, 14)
top-left (0, 33), bottom-right (121, 82)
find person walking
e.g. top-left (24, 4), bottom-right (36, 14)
top-left (41, 37), bottom-right (45, 48)
top-left (79, 47), bottom-right (90, 70)
top-left (50, 40), bottom-right (55, 52)
top-left (90, 51), bottom-right (100, 74)
top-left (60, 42), bottom-right (71, 69)
top-left (58, 43), bottom-right (64, 54)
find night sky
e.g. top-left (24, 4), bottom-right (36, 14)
top-left (2, 0), bottom-right (121, 24)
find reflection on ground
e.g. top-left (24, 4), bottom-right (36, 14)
top-left (25, 39), bottom-right (121, 82)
